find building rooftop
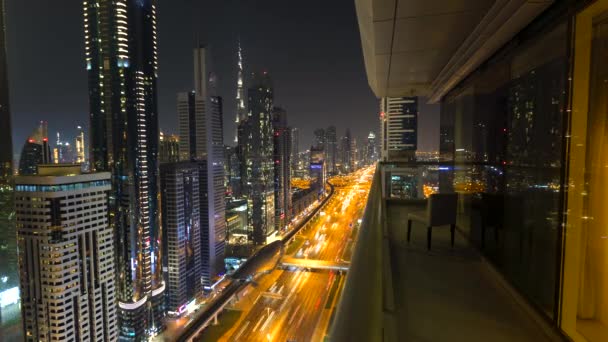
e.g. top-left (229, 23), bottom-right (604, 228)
top-left (15, 164), bottom-right (110, 185)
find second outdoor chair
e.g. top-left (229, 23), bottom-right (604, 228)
top-left (407, 193), bottom-right (458, 250)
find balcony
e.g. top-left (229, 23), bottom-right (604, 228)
top-left (331, 162), bottom-right (562, 341)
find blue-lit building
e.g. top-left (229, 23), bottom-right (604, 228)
top-left (310, 146), bottom-right (325, 194)
top-left (160, 162), bottom-right (202, 315)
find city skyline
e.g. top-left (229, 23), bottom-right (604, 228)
top-left (4, 0), bottom-right (439, 161)
top-left (2, 1), bottom-right (602, 342)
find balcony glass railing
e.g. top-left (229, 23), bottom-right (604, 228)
top-left (330, 160), bottom-right (565, 340)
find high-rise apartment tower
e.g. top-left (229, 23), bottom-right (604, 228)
top-left (177, 47), bottom-right (226, 285)
top-left (83, 0), bottom-right (165, 338)
top-left (239, 72), bottom-right (275, 244)
top-left (15, 165), bottom-right (117, 341)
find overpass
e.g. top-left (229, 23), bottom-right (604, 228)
top-left (281, 257), bottom-right (350, 271)
top-left (173, 182), bottom-right (335, 342)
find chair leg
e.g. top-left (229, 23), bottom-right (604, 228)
top-left (427, 226), bottom-right (432, 250)
top-left (407, 220), bottom-right (412, 242)
top-left (450, 224), bottom-right (456, 248)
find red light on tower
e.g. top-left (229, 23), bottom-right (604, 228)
top-left (380, 112), bottom-right (385, 118)
top-left (43, 137), bottom-right (48, 142)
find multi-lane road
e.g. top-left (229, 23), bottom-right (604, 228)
top-left (214, 167), bottom-right (374, 342)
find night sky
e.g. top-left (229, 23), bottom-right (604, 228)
top-left (5, 0), bottom-right (438, 159)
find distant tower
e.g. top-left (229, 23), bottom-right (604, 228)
top-left (366, 132), bottom-right (378, 164)
top-left (310, 146), bottom-right (326, 194)
top-left (160, 162), bottom-right (202, 313)
top-left (290, 128), bottom-right (300, 176)
top-left (380, 97), bottom-right (418, 161)
top-left (75, 126), bottom-right (85, 164)
top-left (313, 128), bottom-right (326, 150)
top-left (239, 72), bottom-right (275, 244)
top-left (234, 39), bottom-right (246, 144)
top-left (177, 46), bottom-right (226, 286)
top-left (53, 132), bottom-right (75, 164)
top-left (15, 165), bottom-right (117, 341)
top-left (18, 122), bottom-right (51, 175)
top-left (159, 132), bottom-right (180, 164)
top-left (200, 95), bottom-right (227, 285)
top-left (325, 126), bottom-right (337, 174)
top-left (272, 107), bottom-right (291, 231)
top-left (342, 129), bottom-right (353, 172)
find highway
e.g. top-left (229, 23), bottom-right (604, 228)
top-left (217, 166), bottom-right (375, 342)
top-left (164, 175), bottom-right (336, 342)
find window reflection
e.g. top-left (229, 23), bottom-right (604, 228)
top-left (564, 11), bottom-right (608, 341)
top-left (440, 23), bottom-right (568, 318)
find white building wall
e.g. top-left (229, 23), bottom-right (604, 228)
top-left (15, 170), bottom-right (117, 342)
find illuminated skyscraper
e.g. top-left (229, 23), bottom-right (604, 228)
top-left (313, 128), bottom-right (326, 150)
top-left (380, 96), bottom-right (418, 161)
top-left (239, 72), bottom-right (275, 244)
top-left (75, 125), bottom-right (85, 164)
top-left (53, 132), bottom-right (75, 164)
top-left (224, 145), bottom-right (241, 196)
top-left (15, 165), bottom-right (117, 341)
top-left (159, 132), bottom-right (179, 164)
top-left (234, 40), bottom-right (246, 144)
top-left (0, 0), bottom-right (18, 333)
top-left (177, 47), bottom-right (226, 285)
top-left (200, 95), bottom-right (227, 285)
top-left (366, 131), bottom-right (378, 164)
top-left (83, 0), bottom-right (165, 338)
top-left (272, 107), bottom-right (291, 230)
top-left (310, 146), bottom-right (326, 194)
top-left (325, 126), bottom-right (337, 174)
top-left (341, 129), bottom-right (353, 172)
top-left (290, 127), bottom-right (299, 175)
top-left (160, 162), bottom-right (201, 314)
top-left (18, 122), bottom-right (52, 176)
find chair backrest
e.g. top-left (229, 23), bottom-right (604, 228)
top-left (480, 193), bottom-right (504, 225)
top-left (426, 193), bottom-right (458, 226)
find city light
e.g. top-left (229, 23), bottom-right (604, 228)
top-left (0, 286), bottom-right (19, 307)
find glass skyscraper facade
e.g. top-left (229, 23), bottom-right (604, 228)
top-left (83, 0), bottom-right (164, 339)
top-left (272, 107), bottom-right (291, 230)
top-left (239, 72), bottom-right (275, 245)
top-left (177, 47), bottom-right (227, 287)
top-left (18, 122), bottom-right (51, 176)
top-left (325, 125), bottom-right (337, 174)
top-left (160, 162), bottom-right (201, 314)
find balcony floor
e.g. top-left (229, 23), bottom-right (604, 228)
top-left (386, 201), bottom-right (553, 342)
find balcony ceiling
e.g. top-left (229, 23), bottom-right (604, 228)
top-left (355, 0), bottom-right (554, 102)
